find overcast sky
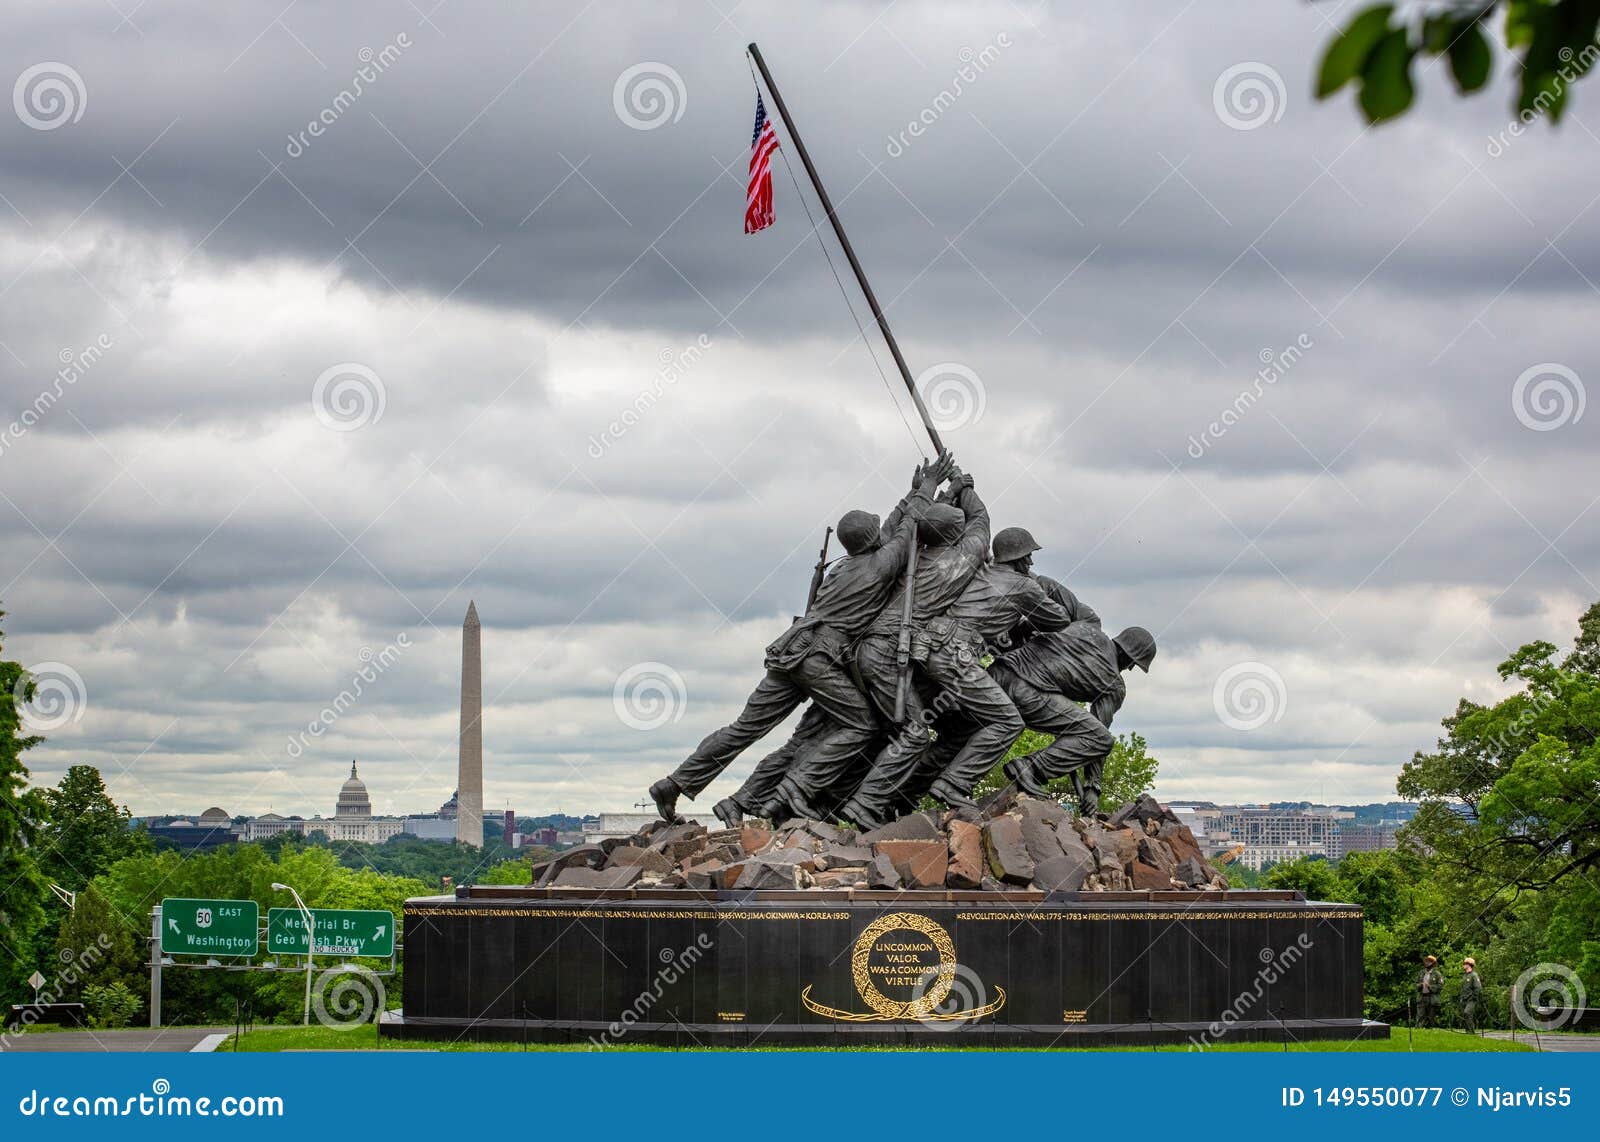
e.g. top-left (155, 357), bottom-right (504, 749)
top-left (3, 0), bottom-right (1596, 820)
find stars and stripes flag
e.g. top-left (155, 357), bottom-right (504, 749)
top-left (745, 93), bottom-right (778, 234)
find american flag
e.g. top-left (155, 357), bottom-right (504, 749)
top-left (745, 93), bottom-right (778, 234)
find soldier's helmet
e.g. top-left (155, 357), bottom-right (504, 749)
top-left (918, 503), bottom-right (966, 545)
top-left (836, 510), bottom-right (882, 555)
top-left (1112, 626), bottom-right (1157, 672)
top-left (992, 526), bottom-right (1042, 564)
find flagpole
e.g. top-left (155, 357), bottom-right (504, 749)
top-left (746, 41), bottom-right (946, 458)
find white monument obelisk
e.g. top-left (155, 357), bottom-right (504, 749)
top-left (456, 601), bottom-right (483, 847)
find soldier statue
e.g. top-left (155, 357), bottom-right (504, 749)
top-left (647, 456), bottom-right (953, 822)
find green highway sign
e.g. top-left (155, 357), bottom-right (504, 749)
top-left (266, 908), bottom-right (395, 957)
top-left (159, 898), bottom-right (259, 956)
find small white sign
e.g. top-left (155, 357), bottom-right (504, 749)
top-left (27, 971), bottom-right (45, 991)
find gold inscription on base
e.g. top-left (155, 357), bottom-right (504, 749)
top-left (1063, 1010), bottom-right (1087, 1023)
top-left (801, 911), bottom-right (1006, 1023)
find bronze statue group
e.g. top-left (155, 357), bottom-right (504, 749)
top-left (648, 454), bottom-right (1156, 831)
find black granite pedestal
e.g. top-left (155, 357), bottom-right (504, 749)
top-left (381, 886), bottom-right (1386, 1047)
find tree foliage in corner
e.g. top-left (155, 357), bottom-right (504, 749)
top-left (1399, 599), bottom-right (1600, 893)
top-left (1318, 1), bottom-right (1600, 124)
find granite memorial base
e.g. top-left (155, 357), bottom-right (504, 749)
top-left (381, 885), bottom-right (1386, 1047)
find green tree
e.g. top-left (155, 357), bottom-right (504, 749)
top-left (1263, 856), bottom-right (1340, 899)
top-left (82, 981), bottom-right (142, 1029)
top-left (1318, 2), bottom-right (1599, 125)
top-left (0, 606), bottom-right (49, 1005)
top-left (55, 882), bottom-right (142, 1003)
top-left (36, 764), bottom-right (151, 890)
top-left (974, 730), bottom-right (1160, 813)
top-left (1399, 603), bottom-right (1600, 893)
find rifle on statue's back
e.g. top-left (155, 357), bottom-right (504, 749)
top-left (892, 535), bottom-right (919, 723)
top-left (805, 526), bottom-right (832, 611)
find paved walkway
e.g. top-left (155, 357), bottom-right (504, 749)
top-left (1485, 1030), bottom-right (1600, 1052)
top-left (2, 1027), bottom-right (230, 1052)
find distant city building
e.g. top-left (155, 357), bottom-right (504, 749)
top-left (584, 813), bottom-right (658, 843)
top-left (238, 761), bottom-right (405, 844)
top-left (1191, 804), bottom-right (1356, 870)
top-left (1340, 822), bottom-right (1401, 853)
top-left (404, 817), bottom-right (456, 841)
top-left (146, 808), bottom-right (237, 851)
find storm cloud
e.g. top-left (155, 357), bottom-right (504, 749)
top-left (2, 0), bottom-right (1596, 818)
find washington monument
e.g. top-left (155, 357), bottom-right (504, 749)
top-left (457, 600), bottom-right (483, 847)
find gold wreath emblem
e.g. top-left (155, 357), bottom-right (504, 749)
top-left (800, 911), bottom-right (1006, 1023)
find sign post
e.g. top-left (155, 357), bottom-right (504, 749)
top-left (266, 908), bottom-right (395, 958)
top-left (158, 898), bottom-right (260, 957)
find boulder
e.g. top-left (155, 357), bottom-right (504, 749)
top-left (983, 815), bottom-right (1036, 886)
top-left (1018, 799), bottom-right (1069, 864)
top-left (606, 845), bottom-right (674, 874)
top-left (1095, 827), bottom-right (1140, 870)
top-left (1056, 822), bottom-right (1096, 868)
top-left (648, 822), bottom-right (707, 851)
top-left (682, 858), bottom-right (725, 890)
top-left (1128, 861), bottom-right (1172, 891)
top-left (814, 844), bottom-right (875, 870)
top-left (874, 839), bottom-right (948, 888)
top-left (1174, 856), bottom-right (1212, 888)
top-left (539, 844), bottom-right (606, 883)
top-left (801, 820), bottom-right (856, 846)
top-left (860, 811), bottom-right (942, 843)
top-left (553, 865), bottom-right (643, 889)
top-left (945, 819), bottom-right (985, 889)
top-left (813, 868), bottom-right (869, 890)
top-left (867, 852), bottom-right (903, 890)
top-left (977, 783), bottom-right (1019, 819)
top-left (1018, 796), bottom-right (1071, 828)
top-left (1156, 821), bottom-right (1204, 866)
top-left (734, 858), bottom-right (809, 890)
top-left (1033, 851), bottom-right (1094, 893)
top-left (1137, 836), bottom-right (1178, 878)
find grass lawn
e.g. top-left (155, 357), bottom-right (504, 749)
top-left (226, 1024), bottom-right (1533, 1053)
